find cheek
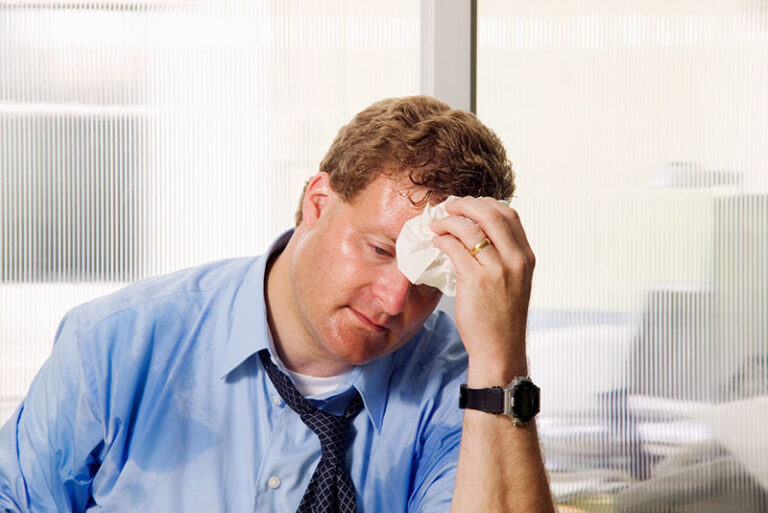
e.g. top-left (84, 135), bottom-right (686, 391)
top-left (293, 233), bottom-right (334, 305)
top-left (331, 236), bottom-right (384, 299)
top-left (335, 239), bottom-right (364, 279)
top-left (295, 229), bottom-right (367, 300)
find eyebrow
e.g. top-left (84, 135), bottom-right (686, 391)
top-left (367, 225), bottom-right (399, 245)
top-left (378, 233), bottom-right (398, 246)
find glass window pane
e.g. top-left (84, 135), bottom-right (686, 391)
top-left (478, 1), bottom-right (768, 510)
top-left (0, 0), bottom-right (419, 423)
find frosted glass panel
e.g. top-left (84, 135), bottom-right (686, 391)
top-left (478, 1), bottom-right (768, 511)
top-left (0, 1), bottom-right (419, 423)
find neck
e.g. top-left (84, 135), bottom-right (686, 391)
top-left (265, 233), bottom-right (352, 377)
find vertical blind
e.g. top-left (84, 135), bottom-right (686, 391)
top-left (0, 0), bottom-right (419, 424)
top-left (478, 0), bottom-right (768, 511)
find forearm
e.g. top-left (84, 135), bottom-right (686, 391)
top-left (451, 358), bottom-right (555, 513)
top-left (432, 197), bottom-right (552, 511)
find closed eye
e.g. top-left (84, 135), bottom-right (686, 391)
top-left (372, 245), bottom-right (392, 257)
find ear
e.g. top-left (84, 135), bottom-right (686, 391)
top-left (300, 172), bottom-right (337, 228)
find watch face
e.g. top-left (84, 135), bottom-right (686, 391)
top-left (513, 380), bottom-right (540, 423)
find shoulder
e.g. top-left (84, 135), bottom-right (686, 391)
top-left (50, 256), bottom-right (265, 423)
top-left (52, 256), bottom-right (264, 387)
top-left (63, 256), bottom-right (259, 336)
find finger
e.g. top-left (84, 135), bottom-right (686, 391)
top-left (478, 198), bottom-right (535, 265)
top-left (445, 197), bottom-right (518, 260)
top-left (431, 233), bottom-right (480, 277)
top-left (430, 215), bottom-right (501, 266)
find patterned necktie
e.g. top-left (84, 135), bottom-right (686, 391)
top-left (258, 350), bottom-right (364, 513)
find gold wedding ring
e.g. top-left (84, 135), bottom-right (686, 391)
top-left (469, 238), bottom-right (492, 257)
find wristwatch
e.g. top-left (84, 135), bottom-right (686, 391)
top-left (459, 377), bottom-right (540, 425)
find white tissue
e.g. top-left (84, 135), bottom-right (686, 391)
top-left (396, 196), bottom-right (461, 296)
top-left (396, 195), bottom-right (511, 296)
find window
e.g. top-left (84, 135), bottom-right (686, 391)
top-left (0, 0), bottom-right (419, 423)
top-left (477, 1), bottom-right (768, 509)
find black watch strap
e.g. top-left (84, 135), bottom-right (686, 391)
top-left (459, 384), bottom-right (505, 414)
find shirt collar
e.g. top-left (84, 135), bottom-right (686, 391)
top-left (219, 229), bottom-right (292, 379)
top-left (350, 352), bottom-right (395, 432)
top-left (219, 228), bottom-right (395, 432)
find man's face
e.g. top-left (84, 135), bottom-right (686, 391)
top-left (290, 173), bottom-right (442, 369)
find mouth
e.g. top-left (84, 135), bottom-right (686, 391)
top-left (349, 308), bottom-right (387, 333)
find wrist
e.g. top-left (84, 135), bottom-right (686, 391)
top-left (466, 353), bottom-right (529, 388)
top-left (460, 376), bottom-right (541, 426)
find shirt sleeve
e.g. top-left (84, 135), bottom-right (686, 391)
top-left (0, 312), bottom-right (105, 513)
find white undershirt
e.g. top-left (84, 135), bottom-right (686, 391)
top-left (283, 367), bottom-right (353, 397)
top-left (267, 334), bottom-right (352, 397)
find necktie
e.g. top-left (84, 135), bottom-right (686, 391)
top-left (258, 350), bottom-right (364, 513)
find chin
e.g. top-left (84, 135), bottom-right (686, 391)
top-left (330, 343), bottom-right (381, 367)
top-left (341, 353), bottom-right (378, 367)
top-left (325, 331), bottom-right (394, 367)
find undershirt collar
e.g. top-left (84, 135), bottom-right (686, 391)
top-left (283, 366), bottom-right (354, 398)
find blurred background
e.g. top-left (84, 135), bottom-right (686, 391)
top-left (1, 0), bottom-right (766, 511)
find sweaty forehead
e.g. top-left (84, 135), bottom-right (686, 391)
top-left (352, 175), bottom-right (428, 240)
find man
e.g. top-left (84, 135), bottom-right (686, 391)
top-left (0, 96), bottom-right (554, 512)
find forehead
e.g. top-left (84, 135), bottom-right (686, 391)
top-left (345, 175), bottom-right (428, 239)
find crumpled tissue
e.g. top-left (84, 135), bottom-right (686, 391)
top-left (395, 196), bottom-right (462, 296)
top-left (396, 195), bottom-right (511, 296)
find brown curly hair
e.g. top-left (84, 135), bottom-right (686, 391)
top-left (295, 95), bottom-right (515, 225)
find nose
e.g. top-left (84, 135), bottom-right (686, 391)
top-left (373, 268), bottom-right (413, 317)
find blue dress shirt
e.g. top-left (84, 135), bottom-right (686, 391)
top-left (0, 231), bottom-right (468, 512)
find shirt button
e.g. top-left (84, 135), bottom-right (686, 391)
top-left (271, 395), bottom-right (283, 406)
top-left (268, 476), bottom-right (281, 489)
